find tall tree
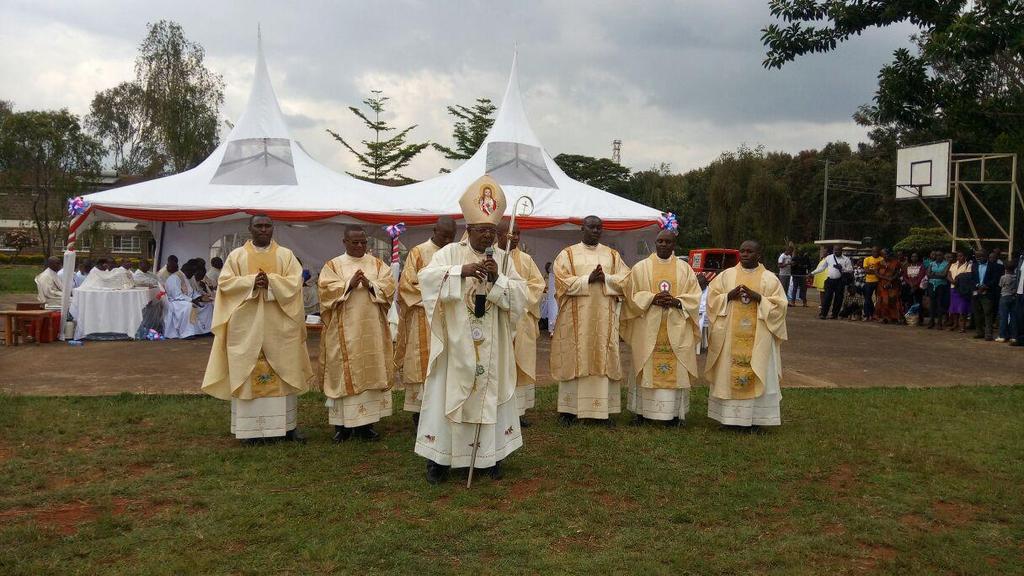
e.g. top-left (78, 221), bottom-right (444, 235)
top-left (762, 1), bottom-right (1024, 147)
top-left (553, 153), bottom-right (631, 196)
top-left (327, 90), bottom-right (429, 183)
top-left (433, 98), bottom-right (496, 172)
top-left (135, 20), bottom-right (224, 173)
top-left (86, 81), bottom-right (159, 174)
top-left (0, 109), bottom-right (103, 257)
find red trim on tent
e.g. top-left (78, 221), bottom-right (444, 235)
top-left (84, 205), bottom-right (658, 231)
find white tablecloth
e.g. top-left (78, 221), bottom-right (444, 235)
top-left (70, 287), bottom-right (158, 339)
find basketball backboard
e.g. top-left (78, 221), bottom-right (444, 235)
top-left (896, 140), bottom-right (950, 200)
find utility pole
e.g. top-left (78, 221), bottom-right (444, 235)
top-left (819, 159), bottom-right (829, 240)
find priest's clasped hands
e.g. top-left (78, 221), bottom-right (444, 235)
top-left (254, 270), bottom-right (269, 290)
top-left (588, 264), bottom-right (605, 284)
top-left (652, 290), bottom-right (682, 308)
top-left (727, 284), bottom-right (762, 303)
top-left (461, 260), bottom-right (498, 282)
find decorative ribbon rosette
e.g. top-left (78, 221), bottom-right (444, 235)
top-left (384, 222), bottom-right (406, 239)
top-left (657, 212), bottom-right (678, 233)
top-left (67, 196), bottom-right (90, 217)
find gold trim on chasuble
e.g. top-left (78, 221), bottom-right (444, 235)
top-left (649, 257), bottom-right (677, 389)
top-left (728, 268), bottom-right (765, 400)
top-left (245, 241), bottom-right (282, 398)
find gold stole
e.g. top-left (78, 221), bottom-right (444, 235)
top-left (728, 267), bottom-right (764, 400)
top-left (245, 241), bottom-right (282, 398)
top-left (649, 257), bottom-right (677, 388)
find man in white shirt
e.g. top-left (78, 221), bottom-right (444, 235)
top-left (207, 257), bottom-right (223, 289)
top-left (811, 245), bottom-right (853, 320)
top-left (777, 247), bottom-right (793, 304)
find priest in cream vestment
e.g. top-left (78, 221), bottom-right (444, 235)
top-left (496, 219), bottom-right (546, 424)
top-left (395, 216), bottom-right (456, 422)
top-left (551, 216), bottom-right (630, 425)
top-left (35, 257), bottom-right (64, 308)
top-left (319, 225), bottom-right (397, 442)
top-left (705, 240), bottom-right (788, 428)
top-left (201, 215), bottom-right (313, 443)
top-left (415, 176), bottom-right (529, 484)
top-left (622, 227), bottom-right (702, 424)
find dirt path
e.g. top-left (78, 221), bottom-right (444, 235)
top-left (1, 291), bottom-right (1020, 396)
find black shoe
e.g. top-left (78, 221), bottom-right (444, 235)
top-left (630, 414), bottom-right (646, 426)
top-left (412, 412), bottom-right (420, 427)
top-left (603, 418), bottom-right (616, 428)
top-left (356, 424), bottom-right (380, 442)
top-left (240, 437), bottom-right (266, 446)
top-left (333, 425), bottom-right (352, 443)
top-left (558, 413), bottom-right (577, 427)
top-left (426, 460), bottom-right (449, 485)
top-left (488, 460), bottom-right (504, 481)
top-left (663, 418), bottom-right (684, 428)
top-left (818, 315), bottom-right (827, 320)
top-left (519, 417), bottom-right (531, 428)
top-left (285, 428), bottom-right (306, 444)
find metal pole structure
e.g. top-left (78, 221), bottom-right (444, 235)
top-left (951, 162), bottom-right (960, 252)
top-left (1010, 154), bottom-right (1018, 256)
top-left (819, 159), bottom-right (829, 241)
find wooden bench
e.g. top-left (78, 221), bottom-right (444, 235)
top-left (0, 309), bottom-right (59, 346)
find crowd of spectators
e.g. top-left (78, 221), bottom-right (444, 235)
top-left (801, 244), bottom-right (1023, 346)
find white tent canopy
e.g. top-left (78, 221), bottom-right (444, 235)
top-left (75, 35), bottom-right (411, 268)
top-left (392, 53), bottom-right (662, 266)
top-left (75, 42), bottom-right (662, 271)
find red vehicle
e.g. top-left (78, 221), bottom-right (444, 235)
top-left (688, 248), bottom-right (740, 282)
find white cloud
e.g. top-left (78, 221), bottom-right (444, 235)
top-left (0, 0), bottom-right (916, 180)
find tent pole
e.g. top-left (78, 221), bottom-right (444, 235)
top-left (155, 221), bottom-right (167, 268)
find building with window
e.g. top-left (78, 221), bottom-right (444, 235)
top-left (0, 171), bottom-right (155, 261)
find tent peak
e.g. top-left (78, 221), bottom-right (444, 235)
top-left (226, 31), bottom-right (290, 142)
top-left (484, 51), bottom-right (541, 148)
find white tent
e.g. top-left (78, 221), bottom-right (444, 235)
top-left (392, 53), bottom-right (662, 267)
top-left (74, 44), bottom-right (663, 272)
top-left (75, 35), bottom-right (413, 270)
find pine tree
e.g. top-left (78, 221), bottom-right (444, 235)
top-left (432, 98), bottom-right (496, 173)
top-left (327, 90), bottom-right (429, 183)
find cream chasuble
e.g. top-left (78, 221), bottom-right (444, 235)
top-left (621, 254), bottom-right (702, 420)
top-left (704, 263), bottom-right (788, 426)
top-left (395, 239), bottom-right (442, 413)
top-left (414, 241), bottom-right (528, 468)
top-left (35, 268), bottom-right (64, 308)
top-left (318, 253), bottom-right (396, 427)
top-left (201, 241), bottom-right (312, 403)
top-left (550, 242), bottom-right (630, 419)
top-left (508, 248), bottom-right (546, 415)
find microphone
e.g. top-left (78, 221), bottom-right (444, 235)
top-left (475, 247), bottom-right (494, 318)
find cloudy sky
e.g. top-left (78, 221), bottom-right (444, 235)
top-left (0, 0), bottom-right (917, 179)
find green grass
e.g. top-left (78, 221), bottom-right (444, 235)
top-left (1, 386), bottom-right (1022, 575)
top-left (0, 265), bottom-right (38, 293)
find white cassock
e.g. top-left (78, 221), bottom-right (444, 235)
top-left (73, 271), bottom-right (86, 288)
top-left (414, 242), bottom-right (528, 468)
top-left (35, 268), bottom-right (64, 309)
top-left (206, 267), bottom-right (221, 289)
top-left (162, 272), bottom-right (196, 339)
top-left (541, 271), bottom-right (558, 335)
top-left (132, 270), bottom-right (162, 288)
top-left (189, 277), bottom-right (215, 335)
